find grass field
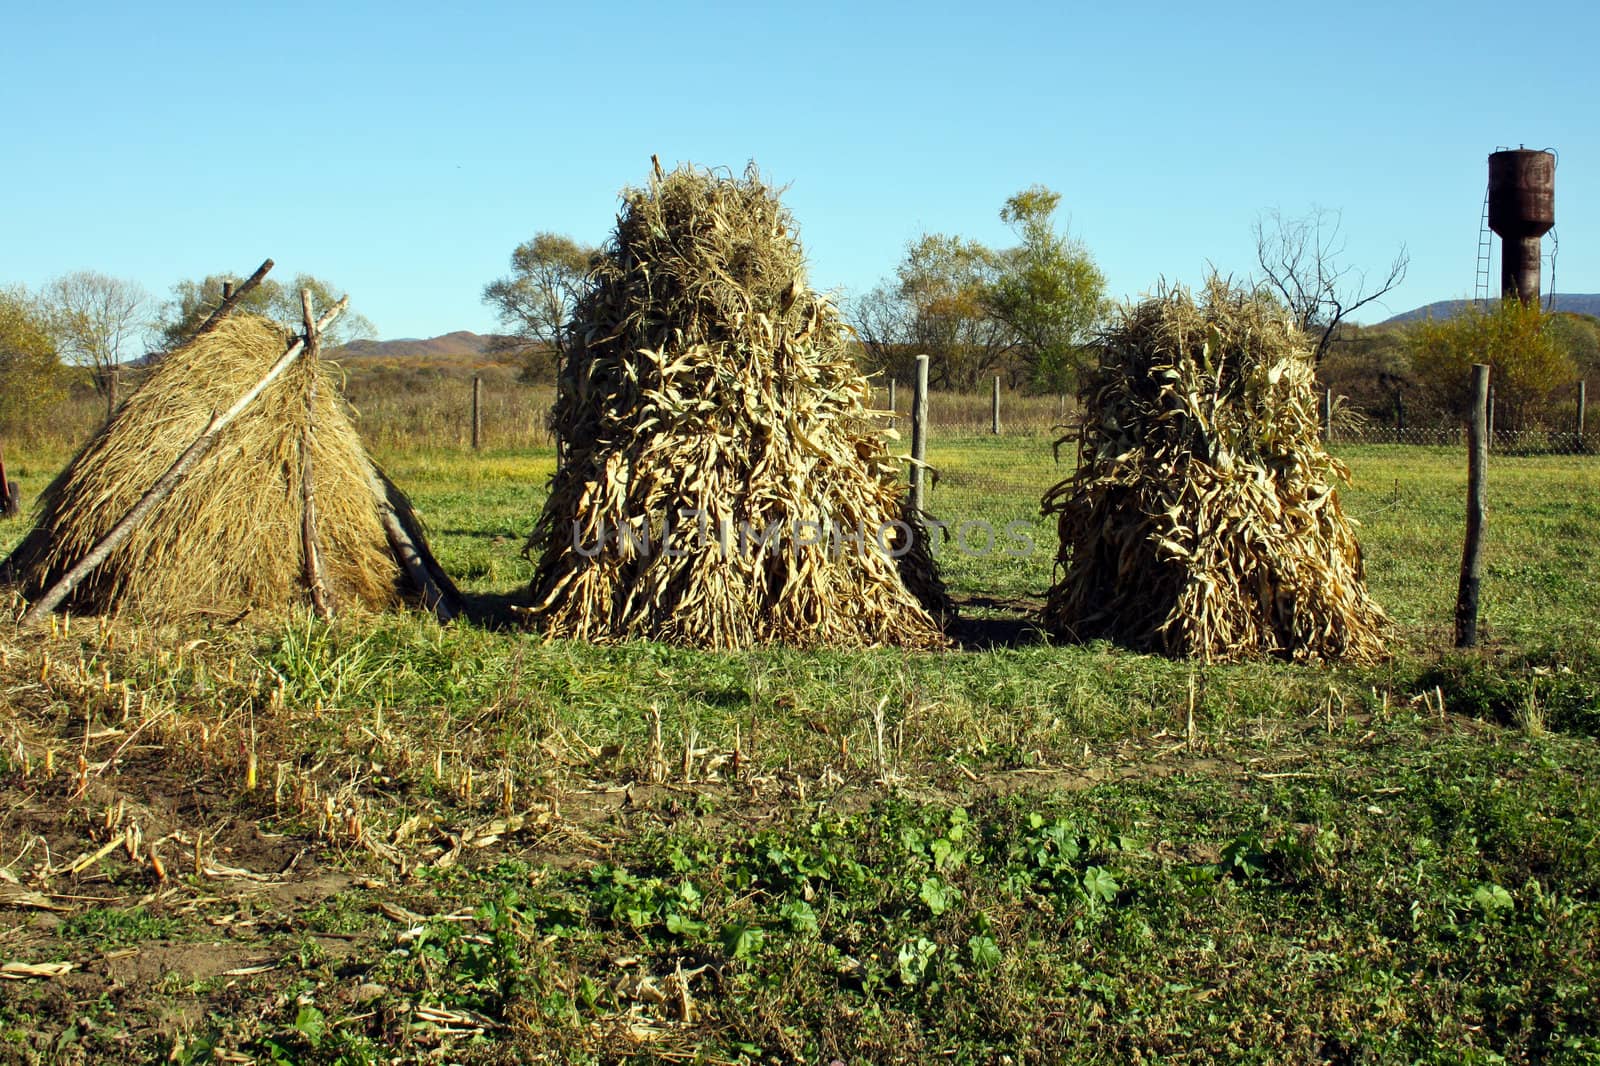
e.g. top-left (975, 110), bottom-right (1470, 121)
top-left (1, 406), bottom-right (1598, 1063)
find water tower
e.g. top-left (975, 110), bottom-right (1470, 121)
top-left (1487, 148), bottom-right (1556, 304)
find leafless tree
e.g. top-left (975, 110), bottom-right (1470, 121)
top-left (1253, 207), bottom-right (1409, 363)
top-left (42, 271), bottom-right (150, 415)
top-left (848, 284), bottom-right (918, 380)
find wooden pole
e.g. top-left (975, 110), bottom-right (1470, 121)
top-left (1455, 363), bottom-right (1490, 648)
top-left (472, 374), bottom-right (483, 451)
top-left (991, 376), bottom-right (1001, 435)
top-left (1577, 379), bottom-right (1587, 451)
top-left (300, 289), bottom-right (332, 621)
top-left (888, 379), bottom-right (896, 429)
top-left (0, 442), bottom-right (17, 518)
top-left (18, 298), bottom-right (348, 628)
top-left (1486, 384), bottom-right (1496, 447)
top-left (365, 466), bottom-right (459, 624)
top-left (909, 354), bottom-right (929, 523)
top-left (1322, 388), bottom-right (1333, 445)
top-left (189, 260), bottom-right (273, 342)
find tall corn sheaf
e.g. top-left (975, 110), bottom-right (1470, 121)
top-left (1043, 277), bottom-right (1388, 662)
top-left (525, 163), bottom-right (948, 649)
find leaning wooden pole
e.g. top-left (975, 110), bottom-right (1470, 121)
top-left (1454, 363), bottom-right (1490, 648)
top-left (18, 298), bottom-right (348, 628)
top-left (299, 289), bottom-right (333, 621)
top-left (364, 464), bottom-right (459, 624)
top-left (189, 260), bottom-right (274, 341)
top-left (0, 442), bottom-right (17, 518)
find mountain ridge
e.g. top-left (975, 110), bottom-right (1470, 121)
top-left (1382, 293), bottom-right (1600, 324)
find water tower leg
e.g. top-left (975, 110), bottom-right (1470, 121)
top-left (1502, 235), bottom-right (1543, 304)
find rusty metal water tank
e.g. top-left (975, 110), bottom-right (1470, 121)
top-left (1487, 149), bottom-right (1556, 303)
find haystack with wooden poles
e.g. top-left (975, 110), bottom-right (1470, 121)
top-left (1042, 276), bottom-right (1387, 662)
top-left (523, 161), bottom-right (948, 649)
top-left (3, 262), bottom-right (459, 626)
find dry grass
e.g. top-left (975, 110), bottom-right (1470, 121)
top-left (525, 161), bottom-right (947, 649)
top-left (1043, 276), bottom-right (1388, 662)
top-left (4, 315), bottom-right (412, 620)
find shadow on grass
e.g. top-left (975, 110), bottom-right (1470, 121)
top-left (455, 588), bottom-right (531, 631)
top-left (949, 595), bottom-right (1051, 650)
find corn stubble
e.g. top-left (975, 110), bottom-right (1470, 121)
top-left (1043, 277), bottom-right (1388, 662)
top-left (5, 315), bottom-right (429, 619)
top-left (525, 162), bottom-right (948, 649)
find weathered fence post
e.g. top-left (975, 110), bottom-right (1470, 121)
top-left (910, 355), bottom-right (929, 523)
top-left (991, 376), bottom-right (1001, 435)
top-left (1486, 384), bottom-right (1496, 448)
top-left (471, 374), bottom-right (483, 451)
top-left (1057, 393), bottom-right (1066, 423)
top-left (888, 379), bottom-right (897, 429)
top-left (1577, 379), bottom-right (1587, 451)
top-left (1322, 388), bottom-right (1333, 445)
top-left (1455, 363), bottom-right (1490, 648)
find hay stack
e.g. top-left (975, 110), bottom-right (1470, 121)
top-left (1042, 277), bottom-right (1387, 662)
top-left (4, 314), bottom-right (454, 620)
top-left (524, 162), bottom-right (947, 649)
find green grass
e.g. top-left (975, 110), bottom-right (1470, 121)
top-left (1, 431), bottom-right (1598, 1063)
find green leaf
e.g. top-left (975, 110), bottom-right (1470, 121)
top-left (779, 900), bottom-right (819, 935)
top-left (665, 912), bottom-right (705, 937)
top-left (1473, 883), bottom-right (1514, 915)
top-left (721, 922), bottom-right (765, 961)
top-left (292, 1005), bottom-right (326, 1048)
top-left (1081, 866), bottom-right (1119, 904)
top-left (968, 934), bottom-right (1002, 971)
top-left (919, 876), bottom-right (957, 916)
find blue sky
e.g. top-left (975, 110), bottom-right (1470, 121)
top-left (3, 0), bottom-right (1596, 342)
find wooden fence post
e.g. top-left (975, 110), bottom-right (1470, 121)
top-left (1455, 363), bottom-right (1490, 648)
top-left (1486, 384), bottom-right (1496, 447)
top-left (1322, 388), bottom-right (1333, 445)
top-left (1577, 379), bottom-right (1587, 451)
top-left (910, 355), bottom-right (929, 523)
top-left (471, 375), bottom-right (483, 451)
top-left (991, 376), bottom-right (1001, 435)
top-left (888, 379), bottom-right (897, 429)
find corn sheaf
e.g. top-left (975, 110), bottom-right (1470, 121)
top-left (524, 162), bottom-right (950, 649)
top-left (1042, 276), bottom-right (1389, 663)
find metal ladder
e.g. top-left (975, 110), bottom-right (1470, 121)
top-left (1475, 145), bottom-right (1513, 309)
top-left (1474, 185), bottom-right (1494, 309)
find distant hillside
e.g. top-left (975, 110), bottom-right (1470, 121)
top-left (334, 330), bottom-right (511, 359)
top-left (1384, 294), bottom-right (1600, 324)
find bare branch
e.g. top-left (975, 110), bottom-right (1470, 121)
top-left (1252, 207), bottom-right (1408, 363)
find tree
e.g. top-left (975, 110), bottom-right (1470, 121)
top-left (481, 233), bottom-right (597, 383)
top-left (41, 271), bottom-right (149, 413)
top-left (849, 234), bottom-right (1019, 391)
top-left (0, 286), bottom-right (68, 430)
top-left (1253, 207), bottom-right (1409, 363)
top-left (893, 234), bottom-right (1018, 390)
top-left (152, 272), bottom-right (376, 354)
top-left (1408, 300), bottom-right (1574, 431)
top-left (848, 282), bottom-right (918, 382)
top-left (985, 186), bottom-right (1107, 393)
